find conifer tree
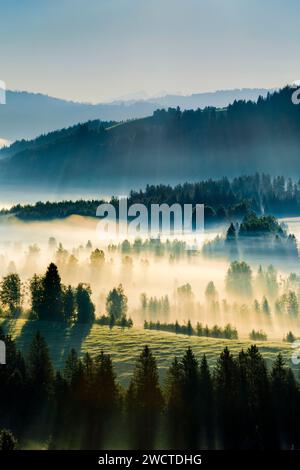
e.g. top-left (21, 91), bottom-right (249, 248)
top-left (214, 347), bottom-right (239, 448)
top-left (165, 357), bottom-right (184, 447)
top-left (199, 354), bottom-right (214, 447)
top-left (27, 331), bottom-right (54, 399)
top-left (76, 283), bottom-right (95, 323)
top-left (63, 285), bottom-right (76, 323)
top-left (126, 346), bottom-right (163, 448)
top-left (29, 274), bottom-right (44, 319)
top-left (181, 347), bottom-right (199, 447)
top-left (42, 263), bottom-right (63, 321)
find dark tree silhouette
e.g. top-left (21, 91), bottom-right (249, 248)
top-left (29, 274), bottom-right (44, 319)
top-left (214, 347), bottom-right (239, 448)
top-left (27, 331), bottom-right (54, 400)
top-left (165, 357), bottom-right (184, 448)
top-left (181, 347), bottom-right (200, 448)
top-left (1, 330), bottom-right (300, 450)
top-left (63, 285), bottom-right (76, 323)
top-left (76, 283), bottom-right (95, 324)
top-left (42, 263), bottom-right (63, 321)
top-left (199, 354), bottom-right (214, 448)
top-left (126, 346), bottom-right (163, 448)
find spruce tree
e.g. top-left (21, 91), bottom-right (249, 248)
top-left (214, 347), bottom-right (239, 448)
top-left (29, 274), bottom-right (44, 319)
top-left (27, 331), bottom-right (54, 399)
top-left (181, 347), bottom-right (199, 448)
top-left (165, 357), bottom-right (184, 448)
top-left (199, 354), bottom-right (214, 447)
top-left (127, 346), bottom-right (163, 448)
top-left (42, 263), bottom-right (63, 321)
top-left (63, 285), bottom-right (76, 323)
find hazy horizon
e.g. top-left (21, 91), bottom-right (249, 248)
top-left (4, 84), bottom-right (277, 106)
top-left (1, 0), bottom-right (299, 103)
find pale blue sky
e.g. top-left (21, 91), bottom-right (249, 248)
top-left (0, 0), bottom-right (299, 102)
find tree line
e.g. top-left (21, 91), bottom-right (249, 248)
top-left (0, 329), bottom-right (299, 449)
top-left (203, 212), bottom-right (298, 258)
top-left (2, 259), bottom-right (300, 329)
top-left (144, 320), bottom-right (238, 340)
top-left (4, 173), bottom-right (300, 221)
top-left (0, 263), bottom-right (131, 327)
top-left (2, 87), bottom-right (300, 189)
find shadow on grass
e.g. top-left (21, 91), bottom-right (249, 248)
top-left (15, 319), bottom-right (93, 369)
top-left (0, 309), bottom-right (24, 338)
top-left (65, 322), bottom-right (93, 358)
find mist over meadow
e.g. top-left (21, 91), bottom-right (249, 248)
top-left (0, 212), bottom-right (299, 341)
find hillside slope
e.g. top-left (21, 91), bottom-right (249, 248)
top-left (1, 319), bottom-right (294, 386)
top-left (0, 88), bottom-right (271, 141)
top-left (0, 87), bottom-right (299, 189)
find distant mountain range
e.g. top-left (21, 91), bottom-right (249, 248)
top-left (0, 87), bottom-right (299, 192)
top-left (0, 88), bottom-right (272, 142)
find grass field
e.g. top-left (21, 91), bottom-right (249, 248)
top-left (1, 318), bottom-right (296, 386)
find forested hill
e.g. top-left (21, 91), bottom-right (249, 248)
top-left (0, 88), bottom-right (270, 141)
top-left (0, 120), bottom-right (116, 159)
top-left (0, 87), bottom-right (300, 187)
top-left (2, 174), bottom-right (300, 220)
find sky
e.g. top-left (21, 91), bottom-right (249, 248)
top-left (0, 0), bottom-right (299, 103)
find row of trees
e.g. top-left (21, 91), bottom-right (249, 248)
top-left (1, 260), bottom-right (299, 330)
top-left (144, 321), bottom-right (238, 340)
top-left (0, 328), bottom-right (299, 449)
top-left (0, 263), bottom-right (95, 323)
top-left (204, 264), bottom-right (278, 302)
top-left (204, 213), bottom-right (298, 259)
top-left (129, 174), bottom-right (300, 220)
top-left (0, 264), bottom-right (132, 327)
top-left (140, 294), bottom-right (170, 317)
top-left (224, 262), bottom-right (300, 314)
top-left (30, 263), bottom-right (95, 323)
top-left (7, 172), bottom-right (300, 222)
top-left (137, 268), bottom-right (300, 327)
top-left (249, 329), bottom-right (267, 341)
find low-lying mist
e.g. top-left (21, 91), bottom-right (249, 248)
top-left (1, 215), bottom-right (300, 341)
